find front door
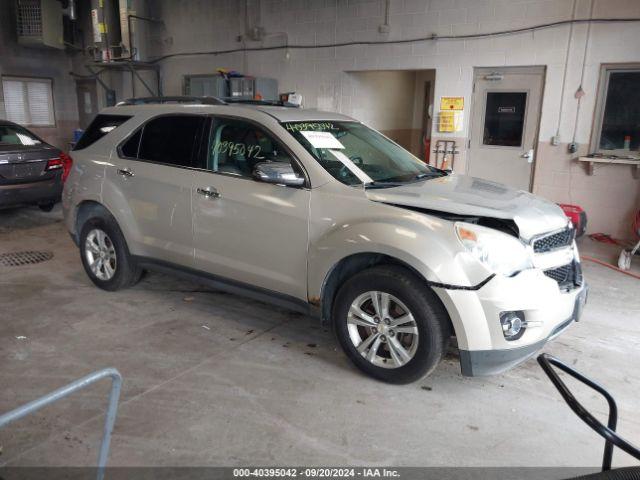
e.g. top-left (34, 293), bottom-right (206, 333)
top-left (468, 66), bottom-right (545, 191)
top-left (192, 116), bottom-right (310, 300)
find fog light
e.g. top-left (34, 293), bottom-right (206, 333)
top-left (500, 311), bottom-right (525, 340)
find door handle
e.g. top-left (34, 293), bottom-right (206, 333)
top-left (197, 187), bottom-right (221, 199)
top-left (521, 149), bottom-right (534, 164)
top-left (117, 168), bottom-right (134, 177)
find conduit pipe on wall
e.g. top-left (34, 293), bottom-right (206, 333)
top-left (144, 17), bottom-right (640, 64)
top-left (554, 0), bottom-right (578, 145)
top-left (569, 0), bottom-right (596, 153)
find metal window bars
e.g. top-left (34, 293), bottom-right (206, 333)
top-left (0, 368), bottom-right (122, 480)
top-left (538, 354), bottom-right (640, 471)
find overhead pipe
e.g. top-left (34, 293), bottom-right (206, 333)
top-left (61, 0), bottom-right (76, 20)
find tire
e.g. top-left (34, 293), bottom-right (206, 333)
top-left (333, 265), bottom-right (450, 384)
top-left (38, 201), bottom-right (55, 212)
top-left (79, 215), bottom-right (143, 291)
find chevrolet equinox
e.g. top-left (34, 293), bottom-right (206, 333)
top-left (63, 99), bottom-right (587, 384)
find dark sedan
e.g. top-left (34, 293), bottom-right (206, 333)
top-left (0, 121), bottom-right (72, 211)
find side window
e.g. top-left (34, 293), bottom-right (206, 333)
top-left (74, 114), bottom-right (132, 151)
top-left (207, 118), bottom-right (294, 177)
top-left (120, 129), bottom-right (142, 158)
top-left (138, 115), bottom-right (205, 167)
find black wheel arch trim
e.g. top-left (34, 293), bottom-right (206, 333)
top-left (427, 274), bottom-right (495, 291)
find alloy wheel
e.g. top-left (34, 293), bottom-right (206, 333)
top-left (84, 228), bottom-right (117, 281)
top-left (346, 291), bottom-right (419, 369)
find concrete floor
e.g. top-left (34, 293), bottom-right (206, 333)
top-left (0, 205), bottom-right (639, 469)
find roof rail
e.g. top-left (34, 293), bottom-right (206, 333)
top-left (116, 96), bottom-right (227, 106)
top-left (224, 98), bottom-right (300, 108)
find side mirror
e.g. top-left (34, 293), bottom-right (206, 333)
top-left (253, 162), bottom-right (305, 187)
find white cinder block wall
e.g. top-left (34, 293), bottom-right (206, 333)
top-left (155, 0), bottom-right (640, 237)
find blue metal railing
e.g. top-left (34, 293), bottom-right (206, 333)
top-left (0, 368), bottom-right (122, 480)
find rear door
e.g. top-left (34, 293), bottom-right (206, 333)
top-left (106, 114), bottom-right (206, 267)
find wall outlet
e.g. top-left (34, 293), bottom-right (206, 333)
top-left (378, 24), bottom-right (390, 34)
top-left (551, 135), bottom-right (560, 146)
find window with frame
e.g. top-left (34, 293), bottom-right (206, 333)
top-left (120, 128), bottom-right (142, 158)
top-left (207, 118), bottom-right (295, 178)
top-left (2, 76), bottom-right (55, 126)
top-left (593, 66), bottom-right (640, 157)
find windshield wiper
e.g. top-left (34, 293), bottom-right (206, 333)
top-left (414, 171), bottom-right (447, 180)
top-left (363, 181), bottom-right (405, 189)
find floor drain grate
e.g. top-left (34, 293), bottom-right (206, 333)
top-left (0, 251), bottom-right (54, 267)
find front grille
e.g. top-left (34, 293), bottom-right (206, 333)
top-left (533, 228), bottom-right (575, 253)
top-left (544, 262), bottom-right (582, 290)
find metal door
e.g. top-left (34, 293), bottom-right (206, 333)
top-left (468, 67), bottom-right (545, 191)
top-left (75, 80), bottom-right (99, 129)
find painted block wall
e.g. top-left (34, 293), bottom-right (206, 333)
top-left (149, 0), bottom-right (640, 238)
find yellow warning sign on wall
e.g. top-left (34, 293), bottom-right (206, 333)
top-left (440, 96), bottom-right (464, 111)
top-left (438, 111), bottom-right (463, 132)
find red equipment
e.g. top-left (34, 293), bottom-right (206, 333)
top-left (558, 204), bottom-right (587, 238)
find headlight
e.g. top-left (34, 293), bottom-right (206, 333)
top-left (455, 222), bottom-right (533, 276)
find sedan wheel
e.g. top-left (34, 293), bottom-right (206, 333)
top-left (84, 228), bottom-right (117, 281)
top-left (347, 290), bottom-right (419, 369)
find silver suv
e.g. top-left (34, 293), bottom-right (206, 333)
top-left (63, 99), bottom-right (587, 384)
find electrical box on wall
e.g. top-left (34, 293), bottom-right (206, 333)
top-left (254, 77), bottom-right (278, 101)
top-left (229, 77), bottom-right (255, 99)
top-left (186, 76), bottom-right (228, 98)
top-left (16, 0), bottom-right (64, 50)
top-left (185, 75), bottom-right (278, 102)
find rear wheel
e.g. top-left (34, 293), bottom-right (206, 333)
top-left (79, 216), bottom-right (142, 291)
top-left (333, 265), bottom-right (450, 384)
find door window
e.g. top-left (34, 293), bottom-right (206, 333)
top-left (207, 118), bottom-right (294, 177)
top-left (482, 92), bottom-right (527, 147)
top-left (120, 129), bottom-right (142, 158)
top-left (138, 115), bottom-right (205, 167)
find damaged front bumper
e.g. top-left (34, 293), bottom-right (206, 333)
top-left (459, 283), bottom-right (588, 376)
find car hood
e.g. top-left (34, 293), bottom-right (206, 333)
top-left (365, 174), bottom-right (568, 240)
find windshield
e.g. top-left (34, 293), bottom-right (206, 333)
top-left (282, 121), bottom-right (441, 187)
top-left (0, 124), bottom-right (43, 146)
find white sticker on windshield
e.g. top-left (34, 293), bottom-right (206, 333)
top-left (300, 131), bottom-right (345, 150)
top-left (330, 150), bottom-right (373, 184)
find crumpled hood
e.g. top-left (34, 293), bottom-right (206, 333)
top-left (365, 174), bottom-right (568, 240)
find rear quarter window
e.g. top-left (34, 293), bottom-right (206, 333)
top-left (73, 114), bottom-right (132, 151)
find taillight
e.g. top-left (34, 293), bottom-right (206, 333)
top-left (46, 153), bottom-right (73, 182)
top-left (60, 152), bottom-right (73, 182)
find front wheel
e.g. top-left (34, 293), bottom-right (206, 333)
top-left (333, 265), bottom-right (450, 384)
